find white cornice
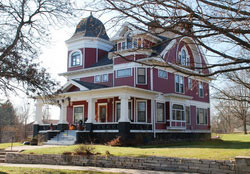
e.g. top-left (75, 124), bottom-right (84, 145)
top-left (59, 64), bottom-right (113, 77)
top-left (164, 93), bottom-right (193, 100)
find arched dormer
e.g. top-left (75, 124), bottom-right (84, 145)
top-left (68, 50), bottom-right (83, 68)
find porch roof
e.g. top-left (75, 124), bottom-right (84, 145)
top-left (60, 85), bottom-right (160, 101)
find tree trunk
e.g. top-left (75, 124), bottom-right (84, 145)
top-left (243, 117), bottom-right (247, 134)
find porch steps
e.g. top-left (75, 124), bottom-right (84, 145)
top-left (44, 130), bottom-right (77, 145)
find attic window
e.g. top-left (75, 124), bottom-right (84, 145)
top-left (178, 47), bottom-right (190, 66)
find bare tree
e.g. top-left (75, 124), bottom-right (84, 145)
top-left (85, 0), bottom-right (250, 77)
top-left (0, 0), bottom-right (78, 96)
top-left (213, 70), bottom-right (250, 134)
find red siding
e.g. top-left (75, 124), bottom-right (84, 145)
top-left (80, 76), bottom-right (94, 83)
top-left (85, 48), bottom-right (97, 68)
top-left (98, 49), bottom-right (108, 61)
top-left (67, 86), bottom-right (80, 92)
top-left (153, 69), bottom-right (175, 93)
top-left (67, 106), bottom-right (73, 124)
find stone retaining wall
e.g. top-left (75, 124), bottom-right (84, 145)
top-left (6, 153), bottom-right (243, 174)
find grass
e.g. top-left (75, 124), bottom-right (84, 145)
top-left (0, 166), bottom-right (121, 174)
top-left (22, 134), bottom-right (250, 160)
top-left (0, 143), bottom-right (22, 150)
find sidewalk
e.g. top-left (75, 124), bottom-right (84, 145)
top-left (0, 163), bottom-right (196, 174)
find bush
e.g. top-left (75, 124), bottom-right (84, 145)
top-left (107, 136), bottom-right (123, 146)
top-left (62, 151), bottom-right (72, 155)
top-left (73, 144), bottom-right (96, 156)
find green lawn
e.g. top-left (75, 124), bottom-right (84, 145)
top-left (0, 143), bottom-right (22, 150)
top-left (0, 166), bottom-right (120, 174)
top-left (23, 134), bottom-right (250, 160)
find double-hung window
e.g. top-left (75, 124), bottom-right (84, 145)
top-left (199, 82), bottom-right (204, 97)
top-left (137, 101), bottom-right (146, 122)
top-left (157, 103), bottom-right (164, 122)
top-left (197, 108), bottom-right (208, 125)
top-left (172, 104), bottom-right (185, 121)
top-left (175, 75), bottom-right (184, 93)
top-left (116, 68), bottom-right (131, 78)
top-left (137, 68), bottom-right (146, 84)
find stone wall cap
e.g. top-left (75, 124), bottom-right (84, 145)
top-left (235, 156), bottom-right (250, 159)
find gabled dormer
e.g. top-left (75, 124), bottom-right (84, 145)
top-left (110, 23), bottom-right (163, 58)
top-left (65, 14), bottom-right (113, 72)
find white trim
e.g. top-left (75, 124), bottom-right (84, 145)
top-left (161, 39), bottom-right (177, 58)
top-left (60, 65), bottom-right (113, 78)
top-left (93, 130), bottom-right (119, 133)
top-left (155, 129), bottom-right (211, 133)
top-left (73, 105), bottom-right (85, 124)
top-left (150, 67), bottom-right (153, 90)
top-left (136, 99), bottom-right (148, 123)
top-left (62, 80), bottom-right (89, 92)
top-left (130, 130), bottom-right (153, 133)
top-left (66, 37), bottom-right (113, 52)
top-left (68, 50), bottom-right (83, 68)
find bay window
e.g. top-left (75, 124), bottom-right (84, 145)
top-left (172, 104), bottom-right (184, 121)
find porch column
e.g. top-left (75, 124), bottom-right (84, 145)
top-left (58, 99), bottom-right (69, 131)
top-left (118, 95), bottom-right (131, 138)
top-left (59, 100), bottom-right (68, 124)
top-left (119, 95), bottom-right (130, 122)
top-left (34, 99), bottom-right (43, 125)
top-left (86, 98), bottom-right (97, 131)
top-left (33, 99), bottom-right (43, 137)
top-left (86, 98), bottom-right (97, 123)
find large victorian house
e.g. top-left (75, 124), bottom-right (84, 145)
top-left (34, 15), bottom-right (211, 145)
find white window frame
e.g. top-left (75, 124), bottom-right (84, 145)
top-left (158, 69), bottom-right (168, 79)
top-left (102, 74), bottom-right (109, 82)
top-left (136, 100), bottom-right (147, 123)
top-left (196, 108), bottom-right (208, 125)
top-left (116, 68), bottom-right (132, 78)
top-left (199, 82), bottom-right (204, 98)
top-left (175, 74), bottom-right (184, 93)
top-left (156, 102), bottom-right (165, 123)
top-left (136, 67), bottom-right (147, 85)
top-left (69, 50), bottom-right (83, 68)
top-left (94, 75), bottom-right (102, 83)
top-left (73, 105), bottom-right (84, 124)
top-left (172, 104), bottom-right (185, 121)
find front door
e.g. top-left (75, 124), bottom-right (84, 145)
top-left (99, 105), bottom-right (107, 122)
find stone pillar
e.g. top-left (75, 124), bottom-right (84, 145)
top-left (58, 99), bottom-right (69, 131)
top-left (86, 98), bottom-right (97, 131)
top-left (33, 99), bottom-right (43, 137)
top-left (118, 95), bottom-right (131, 138)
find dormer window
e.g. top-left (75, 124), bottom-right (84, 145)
top-left (70, 50), bottom-right (82, 67)
top-left (178, 47), bottom-right (190, 66)
top-left (127, 32), bottom-right (132, 49)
